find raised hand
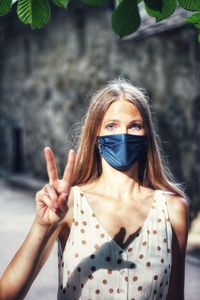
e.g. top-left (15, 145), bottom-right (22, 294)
top-left (35, 147), bottom-right (76, 226)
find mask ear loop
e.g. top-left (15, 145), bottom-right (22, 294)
top-left (96, 137), bottom-right (102, 154)
top-left (98, 144), bottom-right (102, 154)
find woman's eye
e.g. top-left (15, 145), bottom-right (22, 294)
top-left (130, 123), bottom-right (142, 130)
top-left (105, 123), bottom-right (116, 130)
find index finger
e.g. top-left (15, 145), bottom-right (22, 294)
top-left (44, 147), bottom-right (58, 185)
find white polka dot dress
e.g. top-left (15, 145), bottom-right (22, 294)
top-left (57, 186), bottom-right (172, 300)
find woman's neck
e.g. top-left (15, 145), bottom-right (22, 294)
top-left (96, 162), bottom-right (142, 201)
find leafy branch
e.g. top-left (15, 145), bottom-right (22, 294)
top-left (0, 0), bottom-right (199, 40)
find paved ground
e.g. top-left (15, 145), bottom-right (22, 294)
top-left (0, 178), bottom-right (199, 300)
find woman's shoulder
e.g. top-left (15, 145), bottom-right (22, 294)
top-left (147, 188), bottom-right (189, 231)
top-left (160, 190), bottom-right (188, 214)
top-left (72, 182), bottom-right (102, 199)
top-left (164, 192), bottom-right (188, 247)
top-left (159, 190), bottom-right (188, 222)
top-left (73, 182), bottom-right (98, 192)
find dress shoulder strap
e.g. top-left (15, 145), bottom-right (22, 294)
top-left (155, 190), bottom-right (172, 221)
top-left (71, 185), bottom-right (84, 221)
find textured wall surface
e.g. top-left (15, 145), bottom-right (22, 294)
top-left (0, 5), bottom-right (199, 216)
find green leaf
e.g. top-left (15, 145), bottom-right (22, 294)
top-left (178, 0), bottom-right (200, 12)
top-left (145, 0), bottom-right (177, 22)
top-left (186, 13), bottom-right (200, 29)
top-left (198, 33), bottom-right (200, 43)
top-left (0, 0), bottom-right (12, 16)
top-left (144, 0), bottom-right (163, 12)
top-left (81, 0), bottom-right (108, 5)
top-left (17, 0), bottom-right (51, 29)
top-left (186, 12), bottom-right (200, 24)
top-left (112, 0), bottom-right (141, 38)
top-left (52, 0), bottom-right (69, 8)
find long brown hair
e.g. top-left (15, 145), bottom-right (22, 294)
top-left (72, 78), bottom-right (186, 198)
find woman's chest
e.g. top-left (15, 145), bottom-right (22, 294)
top-left (69, 192), bottom-right (156, 251)
top-left (85, 195), bottom-right (154, 243)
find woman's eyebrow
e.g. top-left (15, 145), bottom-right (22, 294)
top-left (104, 118), bottom-right (143, 123)
top-left (103, 119), bottom-right (120, 123)
top-left (128, 119), bottom-right (143, 123)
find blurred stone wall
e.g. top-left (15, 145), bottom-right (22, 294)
top-left (0, 4), bottom-right (199, 217)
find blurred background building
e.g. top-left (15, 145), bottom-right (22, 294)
top-left (0, 1), bottom-right (199, 219)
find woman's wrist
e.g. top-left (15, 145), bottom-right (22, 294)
top-left (32, 217), bottom-right (59, 238)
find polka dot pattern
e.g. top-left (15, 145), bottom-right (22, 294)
top-left (117, 258), bottom-right (122, 264)
top-left (57, 186), bottom-right (172, 300)
top-left (146, 261), bottom-right (151, 267)
top-left (105, 256), bottom-right (111, 262)
top-left (133, 276), bottom-right (138, 281)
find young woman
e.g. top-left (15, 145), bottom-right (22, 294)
top-left (0, 78), bottom-right (188, 300)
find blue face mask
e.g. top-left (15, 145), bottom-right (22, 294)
top-left (97, 133), bottom-right (146, 171)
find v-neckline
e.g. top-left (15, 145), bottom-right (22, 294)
top-left (75, 186), bottom-right (158, 252)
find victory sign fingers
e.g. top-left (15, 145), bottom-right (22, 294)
top-left (44, 147), bottom-right (76, 194)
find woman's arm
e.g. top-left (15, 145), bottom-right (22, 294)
top-left (0, 219), bottom-right (62, 300)
top-left (167, 195), bottom-right (189, 300)
top-left (0, 147), bottom-right (75, 300)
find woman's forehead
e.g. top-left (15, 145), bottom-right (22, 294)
top-left (103, 100), bottom-right (143, 120)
